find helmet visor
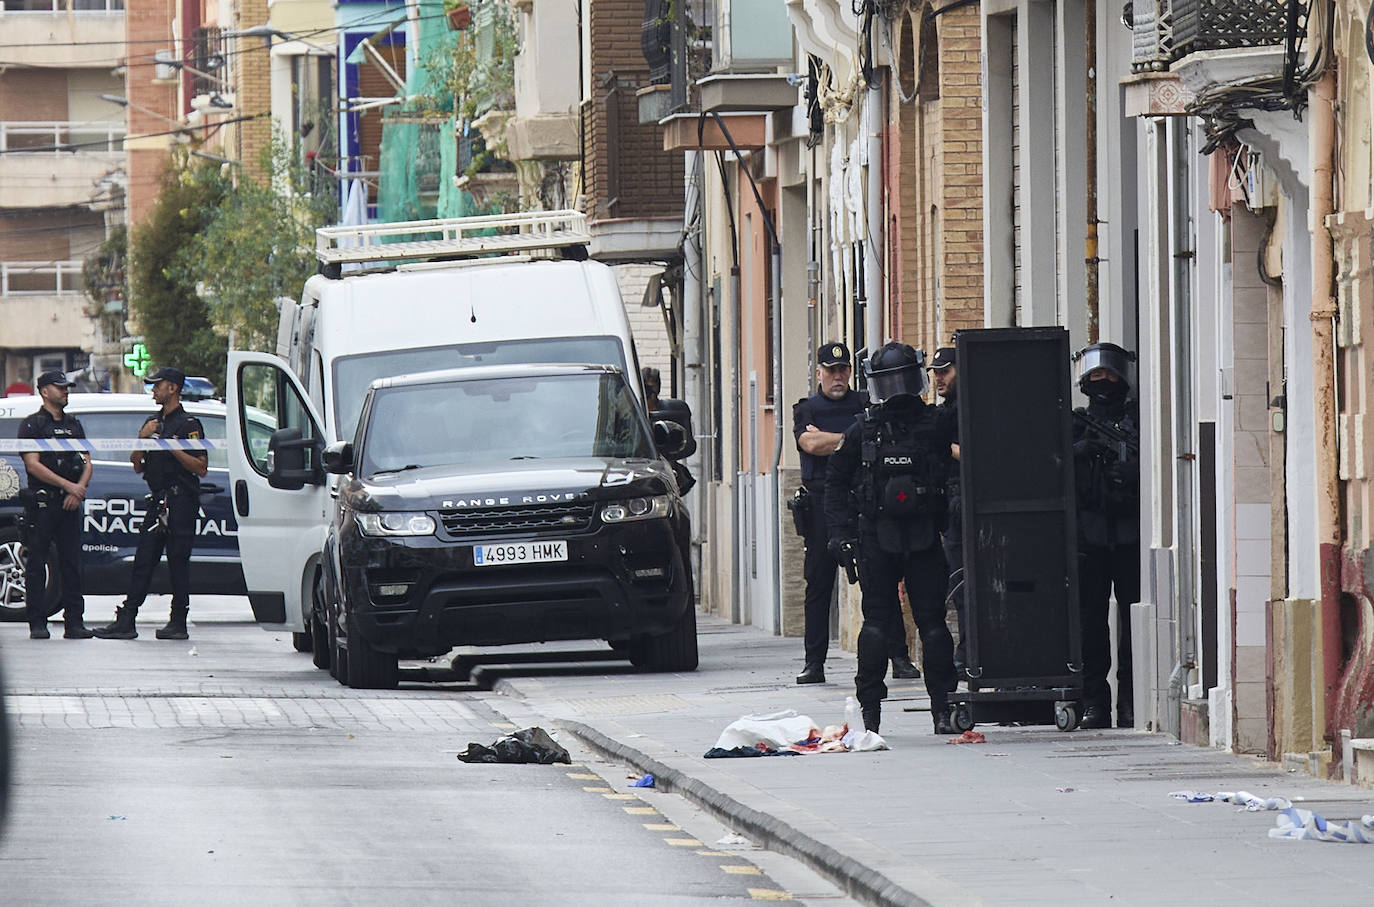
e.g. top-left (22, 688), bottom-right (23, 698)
top-left (867, 364), bottom-right (929, 404)
top-left (1076, 345), bottom-right (1132, 385)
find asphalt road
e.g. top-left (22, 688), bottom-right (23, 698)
top-left (0, 596), bottom-right (850, 906)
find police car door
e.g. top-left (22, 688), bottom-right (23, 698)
top-left (226, 351), bottom-right (327, 632)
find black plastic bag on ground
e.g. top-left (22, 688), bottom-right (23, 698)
top-left (457, 726), bottom-right (571, 765)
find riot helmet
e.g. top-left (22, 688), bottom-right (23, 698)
top-left (1073, 341), bottom-right (1135, 402)
top-left (864, 342), bottom-right (929, 404)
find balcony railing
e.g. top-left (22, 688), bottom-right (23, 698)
top-left (0, 0), bottom-right (124, 9)
top-left (0, 121), bottom-right (125, 153)
top-left (1, 261), bottom-right (85, 296)
top-left (1130, 0), bottom-right (1296, 72)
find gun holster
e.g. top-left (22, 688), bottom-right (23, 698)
top-left (786, 485), bottom-right (811, 538)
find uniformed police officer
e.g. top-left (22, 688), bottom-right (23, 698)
top-left (94, 367), bottom-right (208, 641)
top-left (16, 371), bottom-right (93, 639)
top-left (793, 341), bottom-right (920, 684)
top-left (1071, 342), bottom-right (1140, 729)
top-left (826, 342), bottom-right (958, 733)
top-left (930, 347), bottom-right (968, 679)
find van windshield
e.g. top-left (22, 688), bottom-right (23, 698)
top-left (358, 372), bottom-right (653, 476)
top-left (333, 336), bottom-right (627, 443)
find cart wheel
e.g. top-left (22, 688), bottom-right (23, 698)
top-left (951, 702), bottom-right (974, 733)
top-left (1055, 702), bottom-right (1079, 732)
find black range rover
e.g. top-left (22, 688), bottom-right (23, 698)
top-left (313, 363), bottom-right (696, 689)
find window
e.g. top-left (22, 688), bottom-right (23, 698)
top-left (238, 364), bottom-right (318, 477)
top-left (77, 411), bottom-right (229, 469)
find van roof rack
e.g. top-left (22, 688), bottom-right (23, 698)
top-left (315, 209), bottom-right (591, 267)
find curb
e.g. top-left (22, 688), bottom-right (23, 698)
top-left (543, 711), bottom-right (933, 907)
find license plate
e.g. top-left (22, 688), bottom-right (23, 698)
top-left (472, 540), bottom-right (568, 566)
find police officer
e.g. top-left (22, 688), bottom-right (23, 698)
top-left (94, 367), bottom-right (208, 641)
top-left (929, 346), bottom-right (968, 679)
top-left (792, 342), bottom-right (920, 685)
top-left (826, 342), bottom-right (958, 733)
top-left (16, 371), bottom-right (93, 639)
top-left (1071, 342), bottom-right (1140, 729)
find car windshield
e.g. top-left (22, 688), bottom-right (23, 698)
top-left (333, 336), bottom-right (627, 444)
top-left (358, 372), bottom-right (653, 476)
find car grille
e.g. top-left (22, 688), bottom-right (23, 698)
top-left (439, 502), bottom-right (596, 538)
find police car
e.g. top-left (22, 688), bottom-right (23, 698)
top-left (0, 393), bottom-right (263, 619)
top-left (292, 363), bottom-right (697, 689)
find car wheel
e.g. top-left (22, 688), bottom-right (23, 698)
top-left (310, 577), bottom-right (330, 670)
top-left (628, 603), bottom-right (699, 672)
top-left (328, 603), bottom-right (347, 682)
top-left (291, 629), bottom-right (312, 653)
top-left (0, 525), bottom-right (58, 623)
top-left (344, 609), bottom-right (398, 690)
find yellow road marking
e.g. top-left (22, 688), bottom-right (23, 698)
top-left (489, 722), bottom-right (516, 729)
top-left (721, 865), bottom-right (762, 875)
top-left (747, 889), bottom-right (793, 901)
top-left (642, 823), bottom-right (680, 831)
top-left (603, 793), bottom-right (638, 800)
top-left (695, 850), bottom-right (732, 856)
top-left (623, 807), bottom-right (658, 815)
top-left (566, 772), bottom-right (600, 780)
top-left (664, 837), bottom-right (704, 847)
top-left (582, 786), bottom-right (612, 793)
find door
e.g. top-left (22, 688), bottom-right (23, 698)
top-left (226, 351), bottom-right (328, 631)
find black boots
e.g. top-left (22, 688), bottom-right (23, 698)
top-left (795, 663), bottom-right (825, 684)
top-left (861, 703), bottom-right (881, 733)
top-left (92, 605), bottom-right (139, 640)
top-left (29, 622), bottom-right (49, 640)
top-left (155, 608), bottom-right (189, 640)
top-left (63, 621), bottom-right (94, 639)
top-left (1080, 705), bottom-right (1111, 729)
top-left (891, 655), bottom-right (922, 679)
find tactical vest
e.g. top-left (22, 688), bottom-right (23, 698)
top-left (856, 410), bottom-right (946, 522)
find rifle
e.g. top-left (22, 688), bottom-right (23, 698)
top-left (1074, 409), bottom-right (1139, 455)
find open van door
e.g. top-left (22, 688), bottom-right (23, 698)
top-left (226, 351), bottom-right (328, 631)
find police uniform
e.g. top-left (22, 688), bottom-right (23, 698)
top-left (1071, 343), bottom-right (1140, 729)
top-left (930, 347), bottom-right (967, 674)
top-left (825, 343), bottom-right (958, 733)
top-left (793, 342), bottom-right (916, 684)
top-left (95, 367), bottom-right (206, 640)
top-left (17, 376), bottom-right (90, 637)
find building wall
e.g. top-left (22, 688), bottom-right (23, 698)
top-left (125, 0), bottom-right (180, 225)
top-left (936, 4), bottom-right (985, 340)
top-left (0, 69), bottom-right (69, 121)
top-left (236, 0), bottom-right (273, 181)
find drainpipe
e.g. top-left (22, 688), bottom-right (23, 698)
top-left (1084, 0), bottom-right (1099, 344)
top-left (864, 81), bottom-right (884, 352)
top-left (683, 150), bottom-right (705, 606)
top-left (1310, 69), bottom-right (1339, 741)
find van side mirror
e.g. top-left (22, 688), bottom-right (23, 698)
top-left (650, 398), bottom-right (696, 461)
top-left (322, 442), bottom-right (354, 475)
top-left (267, 427), bottom-right (322, 490)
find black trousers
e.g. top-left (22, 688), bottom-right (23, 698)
top-left (124, 489), bottom-right (197, 612)
top-left (855, 543), bottom-right (956, 714)
top-left (24, 496), bottom-right (84, 626)
top-left (802, 483), bottom-right (908, 666)
top-left (943, 493), bottom-right (967, 667)
top-left (1078, 542), bottom-right (1139, 712)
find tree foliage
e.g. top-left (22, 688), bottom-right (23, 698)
top-left (128, 163), bottom-right (229, 388)
top-left (172, 137), bottom-right (338, 353)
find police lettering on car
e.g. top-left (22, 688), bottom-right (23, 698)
top-left (94, 367), bottom-right (209, 641)
top-left (16, 371), bottom-right (94, 639)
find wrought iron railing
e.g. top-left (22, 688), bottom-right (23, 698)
top-left (1129, 0), bottom-right (1296, 71)
top-left (189, 26), bottom-right (228, 97)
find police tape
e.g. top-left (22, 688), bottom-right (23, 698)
top-left (0, 438), bottom-right (224, 452)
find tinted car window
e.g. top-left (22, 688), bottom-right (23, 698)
top-left (78, 411), bottom-right (229, 469)
top-left (359, 372), bottom-right (652, 476)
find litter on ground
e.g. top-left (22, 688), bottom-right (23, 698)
top-left (1270, 809), bottom-right (1374, 843)
top-left (705, 699), bottom-right (890, 757)
top-left (456, 727), bottom-right (571, 764)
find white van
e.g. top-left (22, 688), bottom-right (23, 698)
top-left (225, 210), bottom-right (652, 649)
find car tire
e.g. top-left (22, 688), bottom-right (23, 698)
top-left (310, 577), bottom-right (331, 670)
top-left (328, 604), bottom-right (347, 681)
top-left (628, 603), bottom-right (699, 672)
top-left (0, 525), bottom-right (59, 623)
top-left (344, 609), bottom-right (398, 690)
top-left (291, 629), bottom-right (312, 653)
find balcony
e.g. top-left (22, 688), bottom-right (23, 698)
top-left (0, 7), bottom-right (125, 68)
top-left (1, 261), bottom-right (85, 297)
top-left (0, 274), bottom-right (94, 351)
top-left (1129, 0), bottom-right (1294, 72)
top-left (0, 122), bottom-right (124, 209)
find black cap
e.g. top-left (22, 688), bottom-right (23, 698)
top-left (929, 347), bottom-right (956, 370)
top-left (144, 367), bottom-right (186, 389)
top-left (35, 370), bottom-right (74, 390)
top-left (816, 341), bottom-right (851, 368)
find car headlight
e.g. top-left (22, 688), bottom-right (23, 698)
top-left (356, 511), bottom-right (436, 536)
top-left (600, 494), bottom-right (672, 523)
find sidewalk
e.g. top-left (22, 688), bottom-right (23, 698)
top-left (465, 615), bottom-right (1374, 906)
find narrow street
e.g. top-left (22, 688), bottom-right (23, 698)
top-left (0, 596), bottom-right (848, 905)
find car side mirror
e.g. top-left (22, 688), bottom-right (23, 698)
top-left (267, 427), bottom-right (321, 490)
top-left (322, 441), bottom-right (354, 475)
top-left (650, 398), bottom-right (696, 461)
top-left (652, 420), bottom-right (691, 461)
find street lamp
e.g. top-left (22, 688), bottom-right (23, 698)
top-left (99, 94), bottom-right (182, 126)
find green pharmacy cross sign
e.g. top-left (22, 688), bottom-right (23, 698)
top-left (123, 343), bottom-right (150, 377)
